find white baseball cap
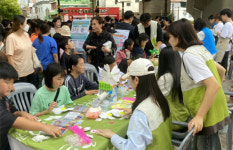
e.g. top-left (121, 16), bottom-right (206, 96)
top-left (122, 58), bottom-right (155, 79)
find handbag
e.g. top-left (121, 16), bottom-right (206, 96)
top-left (31, 47), bottom-right (41, 69)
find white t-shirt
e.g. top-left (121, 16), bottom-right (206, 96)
top-left (220, 22), bottom-right (233, 52)
top-left (197, 31), bottom-right (205, 41)
top-left (182, 53), bottom-right (213, 83)
top-left (220, 22), bottom-right (233, 39)
top-left (157, 73), bottom-right (173, 96)
top-left (213, 22), bottom-right (224, 37)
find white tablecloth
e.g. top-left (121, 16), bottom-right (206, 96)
top-left (8, 134), bottom-right (34, 150)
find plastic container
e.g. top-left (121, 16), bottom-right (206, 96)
top-left (100, 100), bottom-right (110, 112)
top-left (92, 92), bottom-right (109, 108)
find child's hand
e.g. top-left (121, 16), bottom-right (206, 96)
top-left (42, 124), bottom-right (62, 138)
top-left (20, 112), bottom-right (38, 121)
top-left (119, 76), bottom-right (127, 82)
top-left (96, 129), bottom-right (115, 138)
top-left (85, 90), bottom-right (99, 95)
top-left (47, 102), bottom-right (57, 113)
top-left (117, 108), bottom-right (132, 116)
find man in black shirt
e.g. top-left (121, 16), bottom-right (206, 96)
top-left (134, 13), bottom-right (163, 57)
top-left (116, 11), bottom-right (135, 40)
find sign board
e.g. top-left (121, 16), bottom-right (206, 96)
top-left (71, 19), bottom-right (90, 52)
top-left (112, 29), bottom-right (130, 52)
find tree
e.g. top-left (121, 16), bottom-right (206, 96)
top-left (0, 0), bottom-right (22, 21)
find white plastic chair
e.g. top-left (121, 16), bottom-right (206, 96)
top-left (7, 82), bottom-right (37, 113)
top-left (84, 63), bottom-right (99, 82)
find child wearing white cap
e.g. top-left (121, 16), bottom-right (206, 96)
top-left (96, 58), bottom-right (172, 149)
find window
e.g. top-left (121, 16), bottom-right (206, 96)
top-left (127, 3), bottom-right (131, 6)
top-left (135, 0), bottom-right (139, 2)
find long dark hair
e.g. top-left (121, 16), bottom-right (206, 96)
top-left (167, 18), bottom-right (203, 49)
top-left (157, 46), bottom-right (183, 103)
top-left (132, 66), bottom-right (170, 121)
top-left (38, 23), bottom-right (51, 44)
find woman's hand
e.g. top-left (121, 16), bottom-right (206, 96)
top-left (188, 115), bottom-right (203, 136)
top-left (86, 45), bottom-right (97, 49)
top-left (118, 108), bottom-right (132, 116)
top-left (47, 102), bottom-right (57, 113)
top-left (101, 47), bottom-right (111, 53)
top-left (96, 129), bottom-right (115, 138)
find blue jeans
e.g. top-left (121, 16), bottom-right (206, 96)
top-left (192, 132), bottom-right (222, 150)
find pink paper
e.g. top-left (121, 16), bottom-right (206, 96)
top-left (69, 126), bottom-right (92, 144)
top-left (121, 97), bottom-right (136, 101)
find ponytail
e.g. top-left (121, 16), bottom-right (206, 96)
top-left (38, 23), bottom-right (51, 44)
top-left (38, 33), bottom-right (43, 44)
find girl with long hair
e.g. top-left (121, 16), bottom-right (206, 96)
top-left (6, 15), bottom-right (36, 84)
top-left (167, 18), bottom-right (229, 149)
top-left (33, 23), bottom-right (58, 71)
top-left (96, 58), bottom-right (172, 149)
top-left (157, 46), bottom-right (190, 130)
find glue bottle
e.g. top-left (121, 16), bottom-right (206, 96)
top-left (92, 92), bottom-right (110, 108)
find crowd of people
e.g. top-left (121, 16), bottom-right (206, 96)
top-left (0, 8), bottom-right (233, 150)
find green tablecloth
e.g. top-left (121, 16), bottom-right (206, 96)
top-left (9, 92), bottom-right (135, 150)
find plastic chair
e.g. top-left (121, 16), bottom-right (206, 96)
top-left (84, 63), bottom-right (99, 82)
top-left (7, 82), bottom-right (37, 113)
top-left (178, 128), bottom-right (194, 150)
top-left (224, 91), bottom-right (233, 150)
top-left (172, 121), bottom-right (191, 148)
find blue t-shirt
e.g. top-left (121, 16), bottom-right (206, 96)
top-left (33, 36), bottom-right (57, 70)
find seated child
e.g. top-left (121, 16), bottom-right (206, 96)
top-left (99, 55), bottom-right (124, 81)
top-left (64, 55), bottom-right (98, 100)
top-left (30, 63), bottom-right (73, 116)
top-left (60, 37), bottom-right (74, 75)
top-left (96, 58), bottom-right (172, 149)
top-left (115, 38), bottom-right (134, 65)
top-left (131, 33), bottom-right (149, 58)
top-left (0, 62), bottom-right (62, 150)
top-left (118, 54), bottom-right (144, 74)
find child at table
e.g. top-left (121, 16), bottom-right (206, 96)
top-left (99, 55), bottom-right (124, 81)
top-left (115, 38), bottom-right (134, 65)
top-left (64, 55), bottom-right (98, 100)
top-left (0, 62), bottom-right (62, 150)
top-left (96, 58), bottom-right (172, 150)
top-left (30, 63), bottom-right (73, 116)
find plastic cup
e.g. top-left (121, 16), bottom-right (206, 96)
top-left (100, 100), bottom-right (109, 112)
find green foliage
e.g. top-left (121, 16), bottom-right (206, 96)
top-left (167, 13), bottom-right (175, 22)
top-left (0, 0), bottom-right (22, 20)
